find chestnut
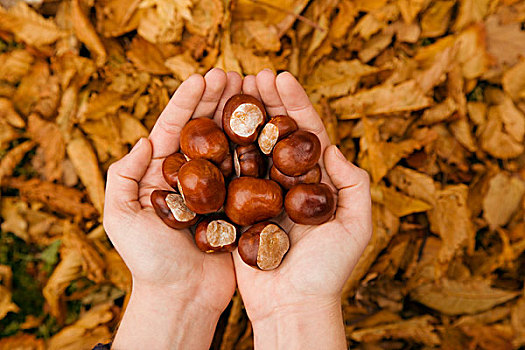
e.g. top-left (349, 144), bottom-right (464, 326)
top-left (233, 144), bottom-right (267, 178)
top-left (272, 130), bottom-right (321, 176)
top-left (238, 221), bottom-right (290, 270)
top-left (258, 115), bottom-right (298, 155)
top-left (195, 216), bottom-right (238, 253)
top-left (180, 118), bottom-right (229, 164)
top-left (177, 159), bottom-right (226, 214)
top-left (270, 163), bottom-right (321, 190)
top-left (150, 190), bottom-right (198, 229)
top-left (218, 152), bottom-right (233, 179)
top-left (162, 153), bottom-right (187, 189)
top-left (224, 177), bottom-right (283, 226)
top-left (222, 94), bottom-right (267, 145)
top-left (284, 183), bottom-right (336, 225)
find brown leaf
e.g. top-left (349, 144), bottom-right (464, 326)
top-left (502, 59), bottom-right (525, 102)
top-left (185, 0), bottom-right (223, 37)
top-left (28, 114), bottom-right (66, 182)
top-left (3, 177), bottom-right (98, 219)
top-left (137, 5), bottom-right (183, 44)
top-left (511, 297), bottom-right (525, 348)
top-left (0, 284), bottom-right (19, 320)
top-left (371, 184), bottom-right (433, 217)
top-left (420, 97), bottom-right (457, 125)
top-left (66, 131), bottom-right (106, 215)
top-left (387, 166), bottom-right (436, 204)
top-left (483, 172), bottom-right (525, 229)
top-left (13, 61), bottom-right (60, 118)
top-left (305, 59), bottom-right (378, 98)
top-left (480, 104), bottom-right (524, 159)
top-left (0, 140), bottom-right (36, 182)
top-left (0, 2), bottom-right (63, 47)
top-left (0, 333), bottom-right (44, 350)
top-left (126, 36), bottom-right (170, 75)
top-left (429, 184), bottom-right (475, 263)
top-left (453, 0), bottom-right (492, 31)
top-left (350, 315), bottom-right (440, 345)
top-left (410, 278), bottom-right (519, 315)
top-left (0, 49), bottom-right (33, 84)
top-left (332, 80), bottom-right (432, 119)
top-left (164, 53), bottom-right (199, 80)
top-left (71, 0), bottom-right (107, 67)
top-left (485, 14), bottom-right (525, 68)
top-left (47, 303), bottom-right (113, 350)
top-left (95, 0), bottom-right (141, 37)
top-left (420, 0), bottom-right (455, 38)
top-left (0, 97), bottom-right (24, 128)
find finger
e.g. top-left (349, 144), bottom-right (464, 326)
top-left (192, 68), bottom-right (227, 119)
top-left (255, 69), bottom-right (287, 116)
top-left (324, 145), bottom-right (372, 246)
top-left (242, 75), bottom-right (261, 100)
top-left (213, 71), bottom-right (243, 124)
top-left (105, 138), bottom-right (152, 214)
top-left (275, 72), bottom-right (331, 152)
top-left (148, 74), bottom-right (205, 158)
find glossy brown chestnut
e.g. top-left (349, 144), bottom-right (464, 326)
top-left (272, 130), bottom-right (321, 176)
top-left (270, 163), bottom-right (321, 190)
top-left (162, 153), bottom-right (187, 189)
top-left (284, 183), bottom-right (336, 225)
top-left (238, 221), bottom-right (290, 270)
top-left (180, 118), bottom-right (229, 164)
top-left (224, 177), bottom-right (283, 226)
top-left (150, 190), bottom-right (198, 229)
top-left (258, 115), bottom-right (298, 155)
top-left (222, 94), bottom-right (267, 145)
top-left (233, 144), bottom-right (267, 178)
top-left (195, 216), bottom-right (237, 253)
top-left (218, 152), bottom-right (233, 179)
top-left (177, 159), bottom-right (226, 214)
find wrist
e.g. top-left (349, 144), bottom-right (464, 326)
top-left (250, 297), bottom-right (347, 350)
top-left (112, 281), bottom-right (221, 350)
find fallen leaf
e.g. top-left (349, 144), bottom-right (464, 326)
top-left (0, 49), bottom-right (33, 84)
top-left (350, 315), bottom-right (440, 345)
top-left (480, 104), bottom-right (524, 159)
top-left (332, 80), bottom-right (432, 119)
top-left (71, 0), bottom-right (107, 67)
top-left (4, 177), bottom-right (98, 219)
top-left (126, 36), bottom-right (171, 75)
top-left (420, 0), bottom-right (455, 38)
top-left (371, 184), bottom-right (433, 217)
top-left (0, 284), bottom-right (19, 320)
top-left (483, 172), bottom-right (525, 229)
top-left (0, 140), bottom-right (36, 182)
top-left (0, 2), bottom-right (63, 47)
top-left (410, 278), bottom-right (519, 315)
top-left (502, 59), bottom-right (525, 102)
top-left (0, 333), bottom-right (44, 350)
top-left (164, 53), bottom-right (199, 80)
top-left (485, 13), bottom-right (525, 68)
top-left (429, 184), bottom-right (475, 263)
top-left (66, 131), bottom-right (106, 215)
top-left (511, 297), bottom-right (525, 347)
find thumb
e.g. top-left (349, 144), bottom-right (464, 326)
top-left (105, 138), bottom-right (152, 214)
top-left (324, 145), bottom-right (372, 242)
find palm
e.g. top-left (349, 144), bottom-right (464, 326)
top-left (234, 70), bottom-right (372, 320)
top-left (104, 69), bottom-right (242, 312)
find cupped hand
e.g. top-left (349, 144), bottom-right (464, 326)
top-left (103, 68), bottom-right (241, 349)
top-left (235, 71), bottom-right (372, 348)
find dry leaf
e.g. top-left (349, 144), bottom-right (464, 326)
top-left (485, 14), bottom-right (525, 68)
top-left (28, 114), bottom-right (66, 182)
top-left (351, 315), bottom-right (440, 345)
top-left (71, 0), bottom-right (107, 67)
top-left (165, 53), bottom-right (198, 80)
top-left (0, 333), bottom-right (44, 350)
top-left (126, 36), bottom-right (171, 75)
top-left (47, 303), bottom-right (113, 350)
top-left (502, 59), bottom-right (525, 102)
top-left (429, 184), bottom-right (475, 263)
top-left (371, 184), bottom-right (433, 217)
top-left (480, 104), bottom-right (524, 159)
top-left (0, 140), bottom-right (36, 182)
top-left (420, 0), bottom-right (455, 38)
top-left (186, 0), bottom-right (223, 37)
top-left (420, 97), bottom-right (457, 125)
top-left (410, 278), bottom-right (519, 315)
top-left (0, 97), bottom-right (25, 128)
top-left (4, 177), bottom-right (98, 219)
top-left (0, 49), bottom-right (33, 84)
top-left (511, 297), bottom-right (525, 347)
top-left (0, 284), bottom-right (19, 320)
top-left (483, 172), bottom-right (525, 229)
top-left (66, 131), bottom-right (106, 215)
top-left (387, 166), bottom-right (436, 204)
top-left (0, 2), bottom-right (63, 46)
top-left (332, 80), bottom-right (432, 119)
top-left (137, 3), bottom-right (183, 44)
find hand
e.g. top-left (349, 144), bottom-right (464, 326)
top-left (234, 71), bottom-right (372, 349)
top-left (103, 68), bottom-right (242, 349)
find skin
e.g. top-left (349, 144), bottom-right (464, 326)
top-left (104, 68), bottom-right (242, 349)
top-left (104, 68), bottom-right (372, 350)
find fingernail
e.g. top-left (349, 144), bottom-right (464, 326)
top-left (333, 145), bottom-right (346, 160)
top-left (130, 138), bottom-right (145, 154)
top-left (262, 68), bottom-right (273, 73)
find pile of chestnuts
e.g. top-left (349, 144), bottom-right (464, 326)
top-left (151, 94), bottom-right (336, 270)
